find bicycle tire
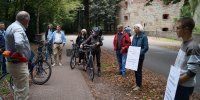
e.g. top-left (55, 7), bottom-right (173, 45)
top-left (31, 61), bottom-right (52, 85)
top-left (70, 54), bottom-right (76, 69)
top-left (88, 56), bottom-right (94, 81)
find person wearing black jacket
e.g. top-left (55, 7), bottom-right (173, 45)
top-left (80, 27), bottom-right (103, 76)
top-left (76, 29), bottom-right (87, 64)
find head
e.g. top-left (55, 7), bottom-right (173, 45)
top-left (0, 22), bottom-right (5, 30)
top-left (16, 11), bottom-right (30, 28)
top-left (124, 26), bottom-right (132, 34)
top-left (133, 24), bottom-right (144, 34)
top-left (92, 27), bottom-right (100, 37)
top-left (56, 25), bottom-right (62, 32)
top-left (48, 24), bottom-right (53, 29)
top-left (117, 24), bottom-right (123, 32)
top-left (81, 29), bottom-right (87, 35)
top-left (175, 17), bottom-right (195, 38)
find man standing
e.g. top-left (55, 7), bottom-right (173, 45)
top-left (113, 25), bottom-right (131, 77)
top-left (174, 17), bottom-right (200, 100)
top-left (49, 25), bottom-right (66, 66)
top-left (5, 11), bottom-right (31, 100)
top-left (0, 22), bottom-right (7, 75)
top-left (46, 24), bottom-right (53, 42)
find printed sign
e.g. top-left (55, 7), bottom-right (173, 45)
top-left (125, 46), bottom-right (141, 71)
top-left (164, 65), bottom-right (180, 100)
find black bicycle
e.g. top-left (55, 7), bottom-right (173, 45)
top-left (44, 42), bottom-right (53, 64)
top-left (30, 40), bottom-right (52, 85)
top-left (82, 44), bottom-right (95, 81)
top-left (69, 40), bottom-right (79, 69)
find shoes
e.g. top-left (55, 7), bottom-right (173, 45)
top-left (97, 68), bottom-right (101, 77)
top-left (117, 72), bottom-right (122, 75)
top-left (52, 63), bottom-right (55, 66)
top-left (121, 73), bottom-right (126, 77)
top-left (59, 63), bottom-right (62, 66)
top-left (133, 86), bottom-right (140, 91)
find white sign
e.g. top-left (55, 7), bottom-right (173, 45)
top-left (174, 49), bottom-right (185, 68)
top-left (125, 46), bottom-right (141, 71)
top-left (164, 65), bottom-right (180, 100)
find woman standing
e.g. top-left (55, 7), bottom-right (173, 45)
top-left (76, 29), bottom-right (87, 64)
top-left (132, 24), bottom-right (149, 91)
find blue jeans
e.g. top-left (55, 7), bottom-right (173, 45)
top-left (0, 54), bottom-right (7, 74)
top-left (116, 50), bottom-right (127, 75)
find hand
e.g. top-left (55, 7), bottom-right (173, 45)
top-left (80, 44), bottom-right (83, 48)
top-left (121, 47), bottom-right (125, 50)
top-left (96, 42), bottom-right (100, 46)
top-left (63, 43), bottom-right (65, 47)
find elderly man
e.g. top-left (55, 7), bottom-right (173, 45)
top-left (5, 11), bottom-right (31, 100)
top-left (113, 25), bottom-right (131, 77)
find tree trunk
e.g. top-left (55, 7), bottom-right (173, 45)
top-left (83, 0), bottom-right (90, 36)
top-left (36, 8), bottom-right (40, 35)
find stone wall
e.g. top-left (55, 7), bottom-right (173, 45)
top-left (118, 0), bottom-right (183, 32)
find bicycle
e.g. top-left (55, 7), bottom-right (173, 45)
top-left (30, 40), bottom-right (52, 85)
top-left (69, 40), bottom-right (79, 69)
top-left (43, 42), bottom-right (53, 64)
top-left (82, 44), bottom-right (95, 81)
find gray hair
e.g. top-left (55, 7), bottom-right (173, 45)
top-left (16, 11), bottom-right (30, 21)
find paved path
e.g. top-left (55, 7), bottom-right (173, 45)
top-left (29, 36), bottom-right (94, 100)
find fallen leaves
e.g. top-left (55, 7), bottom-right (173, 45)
top-left (83, 48), bottom-right (200, 100)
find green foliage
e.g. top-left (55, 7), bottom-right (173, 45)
top-left (180, 3), bottom-right (192, 17)
top-left (0, 0), bottom-right (81, 40)
top-left (89, 0), bottom-right (120, 29)
top-left (194, 25), bottom-right (200, 34)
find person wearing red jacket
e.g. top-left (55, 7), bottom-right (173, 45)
top-left (113, 24), bottom-right (131, 77)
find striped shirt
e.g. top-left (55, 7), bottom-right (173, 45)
top-left (174, 38), bottom-right (200, 87)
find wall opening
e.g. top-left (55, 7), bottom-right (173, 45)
top-left (162, 28), bottom-right (169, 31)
top-left (125, 1), bottom-right (128, 9)
top-left (163, 14), bottom-right (169, 19)
top-left (124, 16), bottom-right (128, 21)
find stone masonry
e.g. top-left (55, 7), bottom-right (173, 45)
top-left (118, 0), bottom-right (183, 32)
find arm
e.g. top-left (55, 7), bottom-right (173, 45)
top-left (179, 49), bottom-right (200, 84)
top-left (140, 35), bottom-right (149, 55)
top-left (123, 34), bottom-right (131, 49)
top-left (81, 35), bottom-right (92, 45)
top-left (13, 32), bottom-right (26, 55)
top-left (61, 32), bottom-right (66, 44)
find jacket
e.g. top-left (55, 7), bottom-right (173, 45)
top-left (113, 32), bottom-right (131, 54)
top-left (131, 32), bottom-right (148, 59)
top-left (49, 30), bottom-right (66, 44)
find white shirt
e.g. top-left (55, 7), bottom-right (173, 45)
top-left (54, 32), bottom-right (62, 43)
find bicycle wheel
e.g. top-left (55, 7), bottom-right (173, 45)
top-left (70, 54), bottom-right (76, 69)
top-left (88, 56), bottom-right (94, 81)
top-left (31, 61), bottom-right (52, 85)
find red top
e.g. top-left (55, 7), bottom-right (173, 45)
top-left (113, 32), bottom-right (131, 54)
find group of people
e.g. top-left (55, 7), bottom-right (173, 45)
top-left (75, 27), bottom-right (103, 77)
top-left (113, 17), bottom-right (200, 100)
top-left (45, 24), bottom-right (66, 66)
top-left (113, 24), bottom-right (149, 91)
top-left (0, 9), bottom-right (199, 100)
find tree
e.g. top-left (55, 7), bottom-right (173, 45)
top-left (89, 0), bottom-right (121, 32)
